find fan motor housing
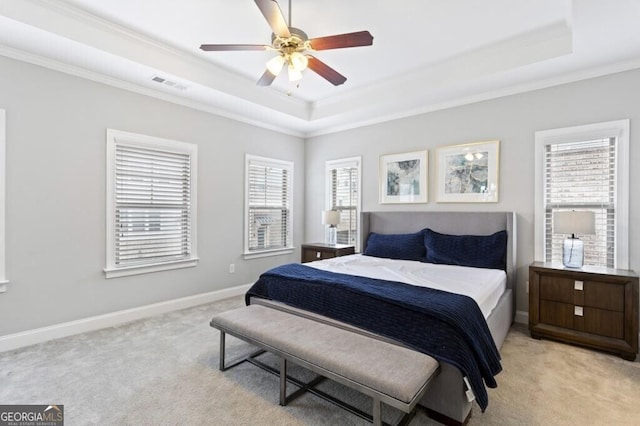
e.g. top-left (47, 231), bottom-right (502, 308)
top-left (272, 27), bottom-right (309, 51)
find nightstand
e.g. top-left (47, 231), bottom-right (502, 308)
top-left (529, 261), bottom-right (639, 360)
top-left (301, 243), bottom-right (355, 263)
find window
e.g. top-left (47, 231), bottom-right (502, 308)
top-left (105, 129), bottom-right (198, 278)
top-left (535, 120), bottom-right (629, 269)
top-left (0, 109), bottom-right (6, 292)
top-left (326, 157), bottom-right (361, 251)
top-left (244, 154), bottom-right (293, 258)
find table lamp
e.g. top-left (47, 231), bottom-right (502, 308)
top-left (553, 210), bottom-right (595, 268)
top-left (322, 210), bottom-right (340, 245)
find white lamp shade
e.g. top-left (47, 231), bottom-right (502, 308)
top-left (289, 52), bottom-right (309, 71)
top-left (266, 55), bottom-right (285, 75)
top-left (553, 211), bottom-right (596, 235)
top-left (288, 64), bottom-right (303, 81)
top-left (322, 210), bottom-right (340, 226)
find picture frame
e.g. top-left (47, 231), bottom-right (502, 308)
top-left (379, 150), bottom-right (428, 204)
top-left (436, 140), bottom-right (500, 203)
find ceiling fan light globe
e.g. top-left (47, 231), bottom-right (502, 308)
top-left (289, 52), bottom-right (309, 71)
top-left (288, 64), bottom-right (303, 81)
top-left (266, 55), bottom-right (286, 75)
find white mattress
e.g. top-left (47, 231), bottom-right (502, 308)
top-left (305, 254), bottom-right (507, 319)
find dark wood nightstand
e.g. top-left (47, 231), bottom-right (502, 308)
top-left (301, 243), bottom-right (355, 263)
top-left (529, 261), bottom-right (639, 360)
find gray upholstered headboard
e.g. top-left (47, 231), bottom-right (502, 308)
top-left (360, 211), bottom-right (517, 292)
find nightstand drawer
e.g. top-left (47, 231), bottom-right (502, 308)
top-left (539, 275), bottom-right (574, 303)
top-left (584, 281), bottom-right (624, 311)
top-left (540, 276), bottom-right (624, 311)
top-left (301, 243), bottom-right (355, 264)
top-left (540, 300), bottom-right (624, 339)
top-left (303, 248), bottom-right (336, 263)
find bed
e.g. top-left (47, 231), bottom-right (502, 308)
top-left (247, 211), bottom-right (517, 425)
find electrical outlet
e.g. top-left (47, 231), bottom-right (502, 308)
top-left (229, 264), bottom-right (235, 274)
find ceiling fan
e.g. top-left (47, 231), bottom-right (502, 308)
top-left (200, 0), bottom-right (374, 87)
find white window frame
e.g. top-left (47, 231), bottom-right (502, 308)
top-left (105, 129), bottom-right (198, 278)
top-left (325, 156), bottom-right (362, 251)
top-left (534, 119), bottom-right (629, 269)
top-left (244, 154), bottom-right (294, 259)
top-left (0, 109), bottom-right (7, 292)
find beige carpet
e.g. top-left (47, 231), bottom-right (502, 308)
top-left (1, 295), bottom-right (639, 425)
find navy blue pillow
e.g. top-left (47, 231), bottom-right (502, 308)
top-left (423, 229), bottom-right (507, 270)
top-left (363, 231), bottom-right (426, 261)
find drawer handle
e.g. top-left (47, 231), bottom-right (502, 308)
top-left (574, 306), bottom-right (584, 317)
top-left (574, 280), bottom-right (584, 291)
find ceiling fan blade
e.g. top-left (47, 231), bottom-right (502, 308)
top-left (307, 56), bottom-right (347, 86)
top-left (254, 0), bottom-right (291, 38)
top-left (200, 44), bottom-right (268, 51)
top-left (257, 69), bottom-right (277, 86)
top-left (308, 30), bottom-right (373, 51)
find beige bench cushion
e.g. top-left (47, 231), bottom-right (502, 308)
top-left (212, 305), bottom-right (439, 404)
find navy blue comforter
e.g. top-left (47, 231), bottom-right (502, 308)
top-left (246, 263), bottom-right (502, 411)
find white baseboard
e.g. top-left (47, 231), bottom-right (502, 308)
top-left (514, 310), bottom-right (528, 325)
top-left (0, 283), bottom-right (253, 353)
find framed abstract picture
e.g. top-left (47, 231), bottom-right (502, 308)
top-left (436, 140), bottom-right (500, 203)
top-left (379, 150), bottom-right (428, 204)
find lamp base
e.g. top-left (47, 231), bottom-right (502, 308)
top-left (562, 237), bottom-right (584, 268)
top-left (325, 226), bottom-right (337, 245)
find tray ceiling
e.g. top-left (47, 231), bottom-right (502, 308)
top-left (1, 0), bottom-right (639, 136)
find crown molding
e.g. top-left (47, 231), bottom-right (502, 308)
top-left (0, 44), bottom-right (306, 137)
top-left (1, 0), bottom-right (310, 121)
top-left (306, 58), bottom-right (640, 137)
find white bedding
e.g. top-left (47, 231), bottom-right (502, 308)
top-left (305, 254), bottom-right (506, 319)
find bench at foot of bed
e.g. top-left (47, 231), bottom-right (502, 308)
top-left (210, 305), bottom-right (440, 426)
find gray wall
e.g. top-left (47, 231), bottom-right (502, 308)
top-left (0, 55), bottom-right (305, 336)
top-left (305, 68), bottom-right (640, 315)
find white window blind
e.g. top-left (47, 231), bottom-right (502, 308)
top-left (327, 157), bottom-right (361, 250)
top-left (544, 138), bottom-right (615, 267)
top-left (535, 119), bottom-right (629, 270)
top-left (115, 145), bottom-right (192, 266)
top-left (245, 155), bottom-right (293, 256)
top-left (106, 129), bottom-right (198, 278)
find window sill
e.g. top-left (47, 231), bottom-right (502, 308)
top-left (104, 258), bottom-right (199, 279)
top-left (243, 248), bottom-right (294, 260)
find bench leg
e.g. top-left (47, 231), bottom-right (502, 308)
top-left (279, 358), bottom-right (287, 406)
top-left (219, 331), bottom-right (226, 371)
top-left (218, 330), bottom-right (265, 372)
top-left (372, 398), bottom-right (381, 426)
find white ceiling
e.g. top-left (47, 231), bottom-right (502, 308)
top-left (1, 0), bottom-right (640, 136)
